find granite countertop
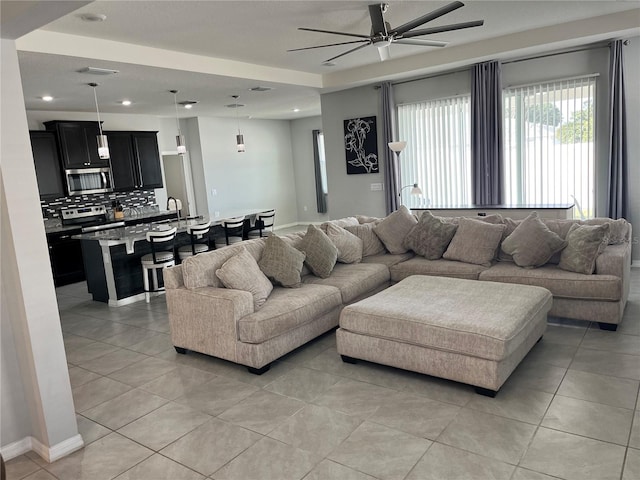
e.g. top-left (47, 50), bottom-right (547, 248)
top-left (44, 208), bottom-right (177, 234)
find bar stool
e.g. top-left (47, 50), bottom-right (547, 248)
top-left (178, 221), bottom-right (212, 261)
top-left (248, 209), bottom-right (275, 239)
top-left (215, 216), bottom-right (246, 248)
top-left (141, 226), bottom-right (177, 302)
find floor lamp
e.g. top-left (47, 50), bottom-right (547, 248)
top-left (388, 141), bottom-right (423, 206)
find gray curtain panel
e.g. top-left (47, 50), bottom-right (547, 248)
top-left (312, 129), bottom-right (327, 213)
top-left (606, 40), bottom-right (629, 219)
top-left (471, 60), bottom-right (504, 206)
top-left (381, 82), bottom-right (400, 214)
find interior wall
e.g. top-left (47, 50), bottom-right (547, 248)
top-left (290, 116), bottom-right (328, 224)
top-left (194, 116), bottom-right (298, 226)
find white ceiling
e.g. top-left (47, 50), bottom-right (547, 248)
top-left (12, 0), bottom-right (640, 120)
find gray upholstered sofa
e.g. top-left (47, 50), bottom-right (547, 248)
top-left (164, 213), bottom-right (632, 373)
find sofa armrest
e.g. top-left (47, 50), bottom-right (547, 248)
top-left (166, 286), bottom-right (254, 362)
top-left (596, 241), bottom-right (631, 309)
top-left (164, 265), bottom-right (184, 289)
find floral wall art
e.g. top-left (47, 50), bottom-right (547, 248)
top-left (343, 116), bottom-right (379, 174)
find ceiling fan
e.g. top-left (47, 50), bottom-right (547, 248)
top-left (288, 1), bottom-right (484, 63)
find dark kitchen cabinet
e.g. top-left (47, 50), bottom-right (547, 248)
top-left (47, 229), bottom-right (85, 287)
top-left (44, 120), bottom-right (109, 169)
top-left (29, 131), bottom-right (65, 199)
top-left (106, 131), bottom-right (163, 190)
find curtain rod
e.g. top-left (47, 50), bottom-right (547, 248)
top-left (375, 40), bottom-right (621, 89)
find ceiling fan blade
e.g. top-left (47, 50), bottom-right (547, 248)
top-left (401, 20), bottom-right (484, 38)
top-left (394, 39), bottom-right (448, 47)
top-left (287, 39), bottom-right (370, 52)
top-left (325, 42), bottom-right (371, 62)
top-left (390, 1), bottom-right (464, 36)
top-left (377, 44), bottom-right (391, 61)
top-left (298, 27), bottom-right (370, 39)
top-left (368, 4), bottom-right (387, 35)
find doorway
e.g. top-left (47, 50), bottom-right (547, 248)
top-left (162, 154), bottom-right (195, 217)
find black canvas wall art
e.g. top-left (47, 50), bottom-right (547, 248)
top-left (344, 116), bottom-right (379, 174)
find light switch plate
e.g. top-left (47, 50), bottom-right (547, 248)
top-left (370, 183), bottom-right (383, 191)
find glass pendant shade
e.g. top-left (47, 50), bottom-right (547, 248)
top-left (176, 135), bottom-right (187, 154)
top-left (97, 134), bottom-right (110, 159)
top-left (236, 134), bottom-right (245, 153)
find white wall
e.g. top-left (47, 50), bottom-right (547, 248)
top-left (193, 116), bottom-right (299, 226)
top-left (290, 116), bottom-right (329, 224)
top-left (1, 38), bottom-right (80, 460)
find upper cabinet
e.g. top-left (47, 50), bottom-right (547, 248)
top-left (29, 131), bottom-right (65, 199)
top-left (44, 121), bottom-right (110, 169)
top-left (106, 131), bottom-right (163, 190)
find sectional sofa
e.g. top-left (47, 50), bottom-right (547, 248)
top-left (164, 209), bottom-right (632, 373)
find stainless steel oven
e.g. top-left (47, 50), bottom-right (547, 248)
top-left (65, 167), bottom-right (113, 196)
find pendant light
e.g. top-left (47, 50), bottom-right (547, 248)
top-left (232, 95), bottom-right (245, 153)
top-left (170, 90), bottom-right (187, 155)
top-left (89, 83), bottom-right (110, 159)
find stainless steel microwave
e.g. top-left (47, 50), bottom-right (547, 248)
top-left (65, 167), bottom-right (114, 196)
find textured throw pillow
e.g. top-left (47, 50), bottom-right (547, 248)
top-left (559, 223), bottom-right (610, 274)
top-left (356, 215), bottom-right (381, 224)
top-left (216, 247), bottom-right (273, 309)
top-left (345, 223), bottom-right (386, 257)
top-left (403, 211), bottom-right (458, 260)
top-left (501, 212), bottom-right (567, 268)
top-left (258, 234), bottom-right (306, 287)
top-left (581, 218), bottom-right (628, 245)
top-left (443, 218), bottom-right (506, 267)
top-left (325, 223), bottom-right (363, 264)
top-left (298, 224), bottom-right (338, 278)
top-left (320, 217), bottom-right (359, 232)
top-left (373, 205), bottom-right (418, 254)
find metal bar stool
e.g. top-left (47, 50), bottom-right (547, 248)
top-left (215, 216), bottom-right (246, 248)
top-left (248, 209), bottom-right (275, 239)
top-left (141, 226), bottom-right (177, 302)
top-left (178, 221), bottom-right (212, 261)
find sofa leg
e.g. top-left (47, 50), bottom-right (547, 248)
top-left (598, 322), bottom-right (618, 332)
top-left (174, 346), bottom-right (187, 354)
top-left (475, 387), bottom-right (498, 398)
top-left (341, 355), bottom-right (358, 364)
top-left (248, 364), bottom-right (271, 375)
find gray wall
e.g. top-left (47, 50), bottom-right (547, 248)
top-left (290, 116), bottom-right (329, 224)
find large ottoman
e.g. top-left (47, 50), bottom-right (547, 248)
top-left (336, 275), bottom-right (553, 396)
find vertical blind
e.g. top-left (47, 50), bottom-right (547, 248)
top-left (397, 96), bottom-right (472, 208)
top-left (503, 76), bottom-right (596, 218)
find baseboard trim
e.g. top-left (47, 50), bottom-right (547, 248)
top-left (632, 260), bottom-right (640, 269)
top-left (1, 434), bottom-right (84, 463)
top-left (0, 437), bottom-right (32, 461)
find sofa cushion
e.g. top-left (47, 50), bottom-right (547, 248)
top-left (345, 222), bottom-right (386, 257)
top-left (216, 247), bottom-right (273, 309)
top-left (389, 257), bottom-right (489, 282)
top-left (403, 210), bottom-right (458, 260)
top-left (373, 205), bottom-right (417, 254)
top-left (298, 224), bottom-right (339, 278)
top-left (320, 217), bottom-right (359, 231)
top-left (325, 223), bottom-right (363, 264)
top-left (361, 252), bottom-right (414, 268)
top-left (258, 234), bottom-right (306, 288)
top-left (237, 284), bottom-right (342, 343)
top-left (501, 212), bottom-right (567, 268)
top-left (356, 215), bottom-right (381, 224)
top-left (559, 223), bottom-right (610, 275)
top-left (479, 263), bottom-right (621, 301)
top-left (443, 218), bottom-right (506, 267)
top-left (303, 262), bottom-right (390, 304)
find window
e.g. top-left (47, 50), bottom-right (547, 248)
top-left (503, 76), bottom-right (596, 218)
top-left (398, 95), bottom-right (472, 208)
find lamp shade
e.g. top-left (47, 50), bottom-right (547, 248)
top-left (388, 141), bottom-right (407, 153)
top-left (410, 184), bottom-right (423, 195)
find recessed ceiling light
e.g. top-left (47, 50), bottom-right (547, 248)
top-left (249, 86), bottom-right (273, 92)
top-left (293, 108), bottom-right (300, 112)
top-left (42, 95), bottom-right (53, 102)
top-left (121, 100), bottom-right (132, 106)
top-left (178, 101), bottom-right (198, 109)
top-left (80, 13), bottom-right (107, 22)
top-left (184, 104), bottom-right (193, 109)
top-left (322, 62), bottom-right (336, 67)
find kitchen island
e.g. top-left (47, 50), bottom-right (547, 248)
top-left (75, 209), bottom-right (269, 306)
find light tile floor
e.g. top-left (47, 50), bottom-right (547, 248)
top-left (6, 269), bottom-right (640, 480)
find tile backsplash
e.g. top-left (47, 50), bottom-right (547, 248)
top-left (41, 190), bottom-right (156, 219)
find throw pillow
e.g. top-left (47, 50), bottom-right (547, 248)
top-left (356, 215), bottom-right (381, 224)
top-left (403, 211), bottom-right (458, 260)
top-left (373, 205), bottom-right (418, 254)
top-left (345, 223), bottom-right (386, 257)
top-left (320, 217), bottom-right (359, 232)
top-left (443, 217), bottom-right (506, 267)
top-left (325, 223), bottom-right (363, 264)
top-left (258, 234), bottom-right (306, 287)
top-left (501, 212), bottom-right (567, 268)
top-left (216, 247), bottom-right (273, 309)
top-left (298, 224), bottom-right (338, 278)
top-left (581, 218), bottom-right (628, 245)
top-left (559, 223), bottom-right (610, 274)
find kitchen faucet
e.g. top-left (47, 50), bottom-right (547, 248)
top-left (167, 197), bottom-right (181, 222)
